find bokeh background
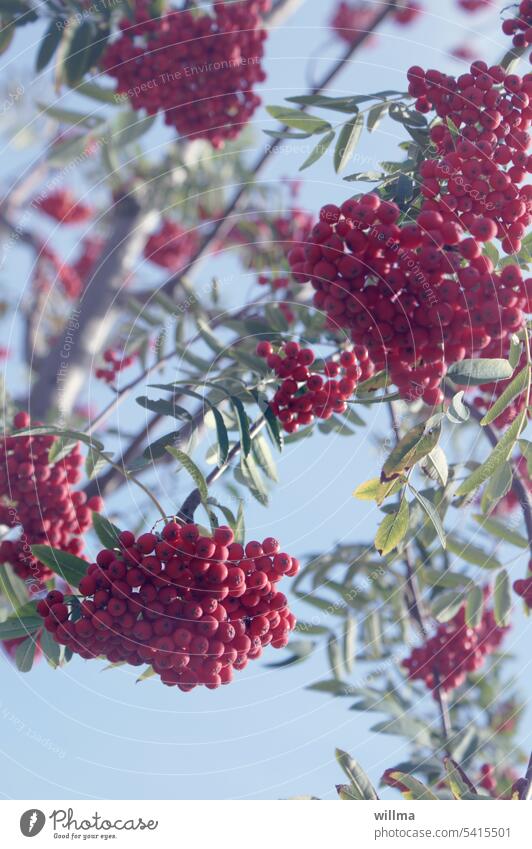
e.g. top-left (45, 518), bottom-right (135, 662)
top-left (0, 0), bottom-right (530, 800)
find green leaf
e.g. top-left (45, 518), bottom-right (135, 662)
top-left (422, 445), bottom-right (448, 486)
top-left (210, 407), bottom-right (230, 465)
top-left (299, 130), bottom-right (335, 171)
top-left (15, 636), bottom-right (37, 673)
top-left (30, 546), bottom-right (88, 588)
top-left (472, 514), bottom-right (528, 549)
top-left (143, 429), bottom-right (184, 460)
top-left (40, 627), bottom-right (61, 668)
top-left (195, 317), bottom-right (224, 355)
top-left (92, 513), bottom-right (121, 550)
top-left (12, 425), bottom-right (103, 452)
top-left (327, 634), bottom-right (344, 680)
top-left (335, 749), bottom-right (379, 800)
top-left (408, 485), bottom-right (446, 550)
top-left (367, 101), bottom-right (389, 133)
top-left (375, 497), bottom-right (409, 556)
top-left (37, 101), bottom-right (104, 129)
top-left (353, 477), bottom-right (403, 505)
top-left (446, 536), bottom-right (501, 570)
top-left (480, 461), bottom-right (513, 515)
top-left (446, 390), bottom-right (470, 424)
top-left (447, 358), bottom-right (513, 386)
top-left (231, 396), bottom-right (251, 458)
top-left (47, 436), bottom-right (78, 465)
top-left (0, 615), bottom-right (42, 640)
top-left (85, 447), bottom-right (113, 480)
top-left (334, 113), bottom-right (364, 173)
top-left (64, 19), bottom-right (95, 86)
top-left (465, 585), bottom-right (483, 628)
top-left (494, 569), bottom-right (511, 627)
top-left (344, 615), bottom-right (357, 674)
top-left (36, 20), bottom-right (65, 71)
top-left (48, 132), bottom-right (97, 166)
top-left (456, 410), bottom-right (526, 498)
top-left (285, 93), bottom-right (371, 113)
top-left (76, 80), bottom-right (118, 104)
top-left (266, 105), bottom-right (332, 134)
top-left (252, 434), bottom-right (278, 482)
top-left (519, 438), bottom-right (532, 477)
top-left (444, 758), bottom-right (478, 799)
top-left (234, 499), bottom-right (245, 544)
top-left (431, 591), bottom-right (464, 622)
top-left (0, 564), bottom-right (29, 610)
top-left (238, 455), bottom-right (269, 506)
top-left (371, 715), bottom-right (432, 747)
top-left (388, 772), bottom-right (438, 800)
top-left (112, 111), bottom-right (156, 146)
top-left (166, 447), bottom-right (208, 503)
top-left (480, 366), bottom-right (529, 425)
top-left (307, 679), bottom-right (353, 695)
top-left (136, 666), bottom-right (156, 684)
top-left (381, 421), bottom-right (441, 481)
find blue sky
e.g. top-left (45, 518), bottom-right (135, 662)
top-left (1, 0), bottom-right (530, 800)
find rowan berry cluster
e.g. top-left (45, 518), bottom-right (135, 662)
top-left (144, 219), bottom-right (199, 271)
top-left (37, 522), bottom-right (298, 691)
top-left (96, 349), bottom-right (138, 384)
top-left (479, 763), bottom-right (497, 794)
top-left (409, 62), bottom-right (532, 254)
top-left (35, 189), bottom-right (92, 225)
top-left (394, 1), bottom-right (423, 26)
top-left (288, 193), bottom-right (529, 405)
top-left (34, 237), bottom-right (104, 300)
top-left (501, 1), bottom-right (532, 55)
top-left (449, 45), bottom-right (477, 62)
top-left (72, 237), bottom-right (104, 284)
top-left (458, 0), bottom-right (490, 12)
top-left (256, 339), bottom-right (373, 432)
top-left (0, 413), bottom-right (102, 584)
top-left (513, 558), bottom-right (532, 608)
top-left (330, 1), bottom-right (421, 46)
top-left (257, 273), bottom-right (290, 290)
top-left (101, 0), bottom-right (269, 148)
top-left (329, 2), bottom-right (379, 47)
top-left (402, 601), bottom-right (507, 695)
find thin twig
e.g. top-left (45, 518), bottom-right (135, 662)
top-left (178, 416), bottom-right (266, 521)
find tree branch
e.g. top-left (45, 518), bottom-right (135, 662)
top-left (28, 191), bottom-right (157, 420)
